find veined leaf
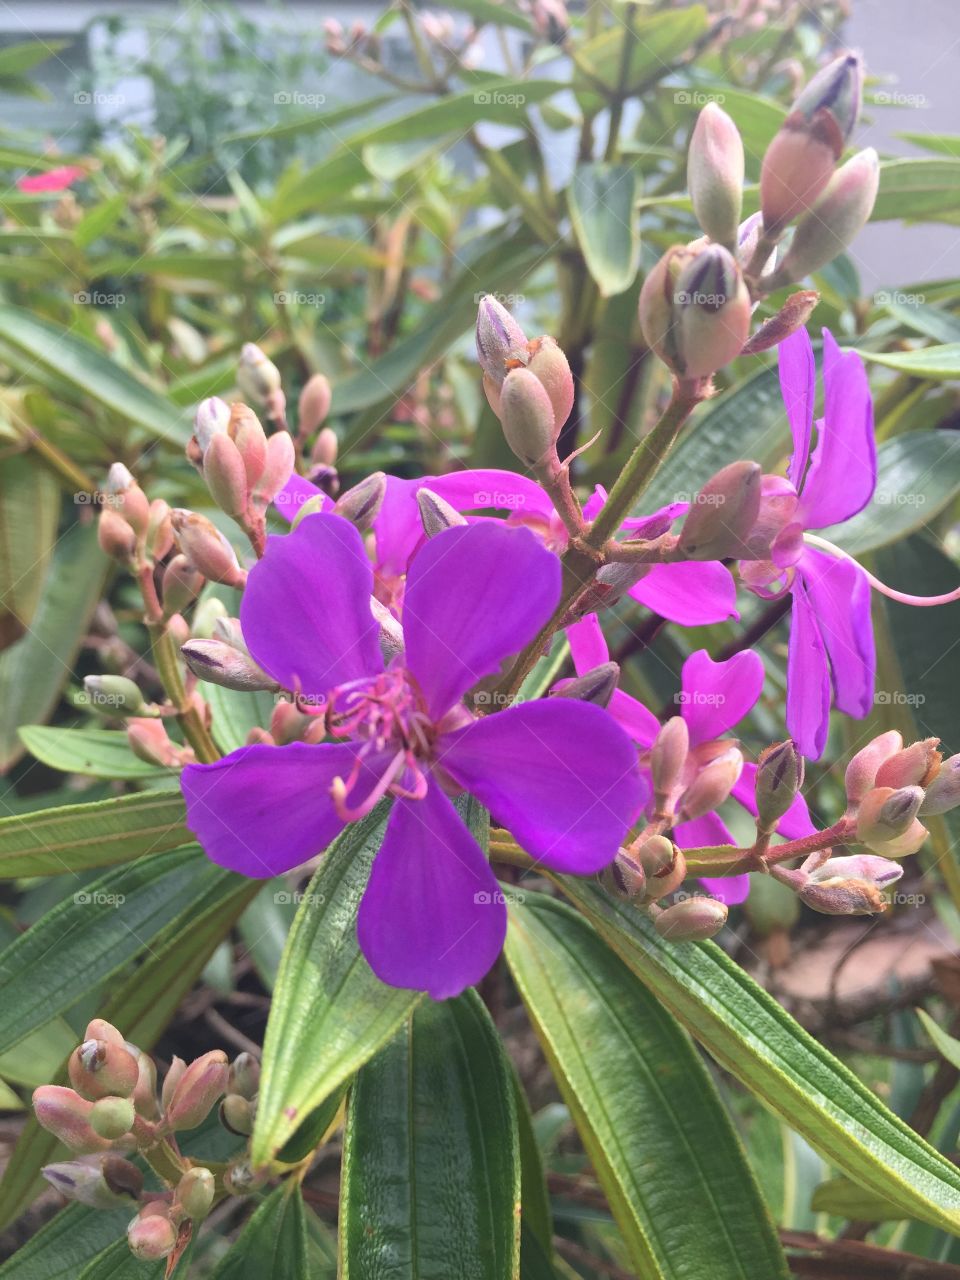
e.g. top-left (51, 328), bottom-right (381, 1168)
top-left (574, 8), bottom-right (708, 97)
top-left (871, 158), bottom-right (960, 224)
top-left (0, 453), bottom-right (58, 648)
top-left (77, 1241), bottom-right (163, 1280)
top-left (18, 726), bottom-right (172, 780)
top-left (506, 893), bottom-right (787, 1280)
top-left (0, 1204), bottom-right (132, 1280)
top-left (810, 1176), bottom-right (905, 1221)
top-left (340, 991), bottom-right (521, 1280)
top-left (917, 1008), bottom-right (960, 1071)
top-left (568, 162), bottom-right (641, 297)
top-left (209, 1185), bottom-right (308, 1279)
top-left (857, 342), bottom-right (960, 379)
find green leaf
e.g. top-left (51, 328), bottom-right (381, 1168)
top-left (0, 1203), bottom-right (131, 1280)
top-left (568, 163), bottom-right (641, 297)
top-left (574, 8), bottom-right (708, 96)
top-left (917, 1008), bottom-right (960, 1071)
top-left (72, 194), bottom-right (126, 251)
top-left (0, 523), bottom-right (108, 771)
top-left (0, 790), bottom-right (188, 878)
top-left (885, 300), bottom-right (960, 345)
top-left (0, 308), bottom-right (187, 443)
top-left (505, 893), bottom-right (787, 1280)
top-left (820, 430), bottom-right (960, 555)
top-left (210, 1185), bottom-right (308, 1280)
top-left (0, 40), bottom-right (67, 76)
top-left (206, 682), bottom-right (275, 754)
top-left (0, 847), bottom-right (231, 1051)
top-left (0, 453), bottom-right (58, 647)
top-left (18, 726), bottom-right (172, 779)
top-left (340, 991), bottom-right (521, 1280)
top-left (556, 876), bottom-right (960, 1234)
top-left (810, 1176), bottom-right (905, 1221)
top-left (871, 159), bottom-right (960, 224)
top-left (77, 1240), bottom-right (164, 1280)
top-left (857, 343), bottom-right (960, 379)
top-left (251, 803), bottom-right (421, 1167)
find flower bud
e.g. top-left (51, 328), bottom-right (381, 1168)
top-left (203, 432), bottom-right (248, 518)
top-left (920, 753), bottom-right (960, 816)
top-left (476, 295), bottom-right (528, 387)
top-left (678, 747), bottom-right (743, 822)
top-left (740, 290), bottom-right (820, 357)
top-left (678, 461), bottom-right (762, 559)
top-left (162, 555), bottom-right (205, 617)
top-left (170, 510), bottom-right (245, 589)
top-left (525, 336), bottom-right (574, 434)
top-left (147, 499), bottom-right (174, 561)
top-left (132, 1050), bottom-right (160, 1119)
top-left (175, 1167), bottom-right (215, 1220)
top-left (69, 1037), bottom-right (140, 1100)
top-left (370, 596), bottom-right (405, 666)
top-left (298, 373), bottom-right (332, 436)
top-left (223, 1160), bottom-right (264, 1196)
top-left (33, 1086), bottom-right (113, 1154)
top-left (688, 102), bottom-right (744, 249)
top-left (43, 1154), bottom-right (143, 1209)
top-left (856, 785), bottom-right (925, 848)
top-left (181, 639), bottom-right (279, 693)
top-left (227, 1052), bottom-right (260, 1099)
top-left (635, 835), bottom-right (686, 902)
top-left (798, 876), bottom-right (887, 916)
top-left (844, 731), bottom-right (903, 808)
top-left (792, 52), bottom-right (863, 146)
top-left (655, 895), bottom-right (728, 942)
top-left (638, 244), bottom-right (691, 376)
top-left (312, 425), bottom-right (339, 468)
top-left (194, 397), bottom-right (231, 453)
top-left (771, 149), bottom-right (879, 286)
top-left (252, 430), bottom-right (296, 508)
top-left (237, 342), bottom-right (283, 406)
top-left (675, 246), bottom-right (751, 379)
top-left (228, 403), bottom-right (268, 488)
top-left (161, 1057), bottom-right (187, 1111)
top-left (163, 1050), bottom-right (228, 1132)
top-left (810, 854), bottom-right (903, 889)
top-left (598, 847), bottom-right (646, 900)
top-left (498, 367), bottom-right (560, 471)
top-left (127, 1212), bottom-right (177, 1262)
top-left (220, 1093), bottom-right (254, 1135)
top-left (83, 675), bottom-right (144, 716)
top-left (650, 716), bottom-right (689, 812)
top-left (417, 486), bottom-right (468, 538)
top-left (90, 1095), bottom-right (136, 1140)
top-left (334, 472), bottom-right (387, 531)
top-left (875, 738), bottom-right (941, 790)
top-left (552, 662), bottom-right (620, 709)
top-left (867, 818), bottom-right (928, 858)
top-left (127, 718), bottom-right (179, 768)
top-left (98, 507), bottom-right (137, 563)
top-left (754, 740), bottom-right (804, 833)
top-left (106, 464), bottom-right (150, 537)
top-left (84, 1018), bottom-right (124, 1045)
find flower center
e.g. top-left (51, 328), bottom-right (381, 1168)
top-left (326, 666), bottom-right (435, 821)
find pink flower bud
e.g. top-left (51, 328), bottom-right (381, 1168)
top-left (69, 1037), bottom-right (140, 1100)
top-left (635, 835), bottom-right (686, 902)
top-left (772, 149), bottom-right (879, 286)
top-left (651, 716), bottom-right (689, 810)
top-left (193, 397), bottom-right (231, 453)
top-left (867, 818), bottom-right (928, 858)
top-left (598, 847), bottom-right (646, 900)
top-left (920, 753), bottom-right (960, 816)
top-left (799, 877), bottom-right (887, 916)
top-left (127, 1211), bottom-right (177, 1261)
top-left (181, 639), bottom-right (279, 693)
top-left (98, 508), bottom-right (137, 563)
top-left (655, 895), bottom-right (728, 942)
top-left (163, 1050), bottom-right (228, 1132)
top-left (638, 244), bottom-right (691, 376)
top-left (161, 1057), bottom-right (187, 1111)
top-left (875, 738), bottom-right (942, 790)
top-left (106, 464), bottom-right (150, 537)
top-left (228, 403), bottom-right (268, 488)
top-left (678, 461), bottom-right (762, 559)
top-left (856, 785), bottom-right (925, 848)
top-left (175, 1166), bottom-right (215, 1220)
top-left (808, 854), bottom-right (903, 889)
top-left (844, 731), bottom-right (903, 807)
top-left (678, 747), bottom-right (743, 822)
top-left (792, 52), bottom-right (863, 145)
top-left (552, 661), bottom-right (620, 709)
top-left (237, 343), bottom-right (282, 406)
top-left (170, 510), bottom-right (245, 589)
top-left (688, 102), bottom-right (744, 248)
top-left (417, 486), bottom-right (468, 538)
top-left (675, 245), bottom-right (751, 379)
top-left (475, 295), bottom-right (528, 387)
top-left (146, 499), bottom-right (174, 562)
top-left (525, 336), bottom-right (574, 434)
top-left (162, 555), bottom-right (205, 617)
top-left (33, 1086), bottom-right (114, 1154)
top-left (252, 430), bottom-right (296, 507)
top-left (753, 739), bottom-right (804, 833)
top-left (126, 718), bottom-right (180, 768)
top-left (498, 367), bottom-right (561, 471)
top-left (43, 1154), bottom-right (143, 1209)
top-left (334, 472), bottom-right (387, 531)
top-left (132, 1050), bottom-right (160, 1119)
top-left (90, 1095), bottom-right (136, 1140)
top-left (312, 425), bottom-right (339, 468)
top-left (203, 432), bottom-right (249, 518)
top-left (298, 374), bottom-right (333, 436)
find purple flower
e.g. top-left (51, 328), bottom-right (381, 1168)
top-left (740, 328), bottom-right (877, 760)
top-left (182, 515), bottom-right (645, 999)
top-left (566, 614), bottom-right (814, 905)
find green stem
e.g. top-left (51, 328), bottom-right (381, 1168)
top-left (149, 624), bottom-right (220, 764)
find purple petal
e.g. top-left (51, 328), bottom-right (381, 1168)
top-left (731, 763), bottom-right (816, 839)
top-left (679, 649), bottom-right (764, 744)
top-left (786, 580), bottom-right (831, 760)
top-left (356, 786), bottom-right (505, 999)
top-left (567, 615), bottom-right (659, 745)
top-left (798, 547), bottom-right (875, 719)
top-left (629, 561), bottom-right (738, 626)
top-left (779, 327), bottom-right (816, 489)
top-left (402, 522), bottom-right (560, 719)
top-left (273, 474), bottom-right (327, 523)
top-left (241, 513), bottom-right (382, 698)
top-left (700, 874), bottom-right (751, 906)
top-left (182, 742), bottom-right (360, 877)
top-left (439, 700), bottom-right (645, 873)
top-left (673, 809), bottom-right (735, 848)
top-left (798, 331), bottom-right (876, 529)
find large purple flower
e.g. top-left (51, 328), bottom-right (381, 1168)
top-left (567, 614), bottom-right (814, 905)
top-left (182, 514), bottom-right (645, 999)
top-left (740, 328), bottom-right (877, 760)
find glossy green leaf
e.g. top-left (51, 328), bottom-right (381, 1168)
top-left (917, 1008), bottom-right (960, 1070)
top-left (857, 342), bottom-right (960, 379)
top-left (18, 726), bottom-right (172, 779)
top-left (0, 308), bottom-right (186, 442)
top-left (0, 1204), bottom-right (132, 1280)
top-left (76, 1241), bottom-right (164, 1280)
top-left (871, 159), bottom-right (960, 224)
top-left (206, 681), bottom-right (276, 754)
top-left (0, 524), bottom-right (108, 771)
top-left (885, 300), bottom-right (960, 345)
top-left (568, 162), bottom-right (641, 297)
top-left (821, 430), bottom-right (960, 555)
top-left (340, 991), bottom-right (520, 1280)
top-left (506, 893), bottom-right (787, 1280)
top-left (0, 453), bottom-right (58, 647)
top-left (251, 802), bottom-right (421, 1167)
top-left (210, 1185), bottom-right (308, 1280)
top-left (810, 1176), bottom-right (905, 1221)
top-left (0, 790), bottom-right (189, 878)
top-left (556, 876), bottom-right (960, 1234)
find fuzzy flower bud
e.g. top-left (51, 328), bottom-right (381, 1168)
top-left (194, 397), bottom-right (231, 453)
top-left (106, 464), bottom-right (150, 537)
top-left (678, 747), bottom-right (743, 822)
top-left (175, 1167), bottom-right (215, 1220)
top-left (655, 895), bottom-right (728, 942)
top-left (69, 1037), bottom-right (140, 1100)
top-left (552, 662), bottom-right (620, 709)
top-left (132, 1050), bottom-right (160, 1119)
top-left (476, 295), bottom-right (528, 387)
top-left (635, 835), bottom-right (687, 902)
top-left (83, 675), bottom-right (144, 716)
top-left (754, 740), bottom-right (804, 833)
top-left (638, 244), bottom-right (691, 376)
top-left (856, 785), bottom-right (925, 848)
top-left (127, 1212), bottom-right (177, 1262)
top-left (525, 336), bottom-right (574, 434)
top-left (147, 498), bottom-right (174, 562)
top-left (227, 1052), bottom-right (260, 1099)
top-left (252, 430), bottom-right (296, 508)
top-left (203, 432), bottom-right (248, 518)
top-left (651, 717), bottom-right (689, 813)
top-left (498, 367), bottom-right (560, 471)
top-left (798, 876), bottom-right (887, 916)
top-left (181, 639), bottom-right (279, 693)
top-left (89, 1095), bottom-right (136, 1140)
top-left (598, 847), bottom-right (646, 900)
top-left (417, 487), bottom-right (468, 538)
top-left (334, 472), bottom-right (387, 532)
top-left (161, 555), bottom-right (205, 618)
top-left (170, 510), bottom-right (245, 589)
top-left (161, 1057), bottom-right (187, 1111)
top-left (163, 1050), bottom-right (228, 1132)
top-left (126, 718), bottom-right (180, 768)
top-left (844, 731), bottom-right (903, 808)
top-left (771, 149), bottom-right (879, 286)
top-left (678, 461), bottom-right (762, 559)
top-left (237, 342), bottom-right (283, 406)
top-left (688, 103), bottom-right (744, 249)
top-left (97, 507), bottom-right (137, 563)
top-left (228, 403), bottom-right (268, 488)
top-left (33, 1086), bottom-right (113, 1154)
top-left (220, 1094), bottom-right (254, 1135)
top-left (674, 245), bottom-right (751, 379)
top-left (312, 426), bottom-right (338, 468)
top-left (43, 1154), bottom-right (143, 1209)
top-left (920, 753), bottom-right (960, 816)
top-left (875, 738), bottom-right (941, 790)
top-left (298, 373), bottom-right (333, 436)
